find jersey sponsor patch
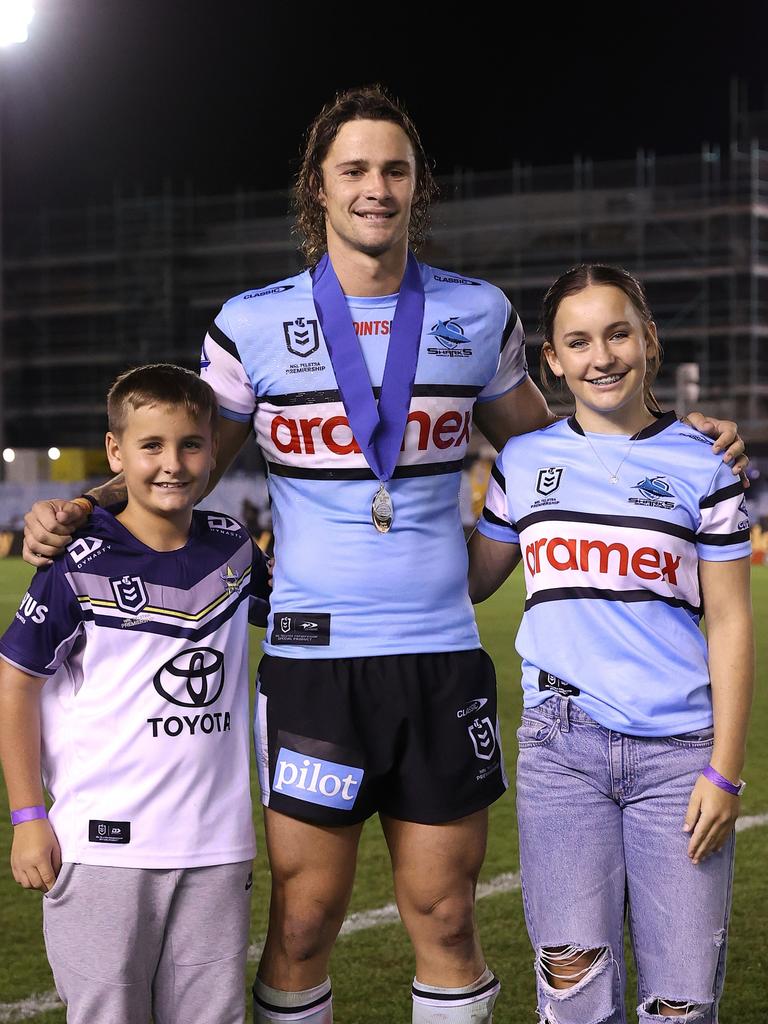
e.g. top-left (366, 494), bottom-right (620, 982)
top-left (67, 536), bottom-right (105, 565)
top-left (271, 612), bottom-right (331, 646)
top-left (89, 820), bottom-right (131, 844)
top-left (273, 746), bottom-right (364, 810)
top-left (207, 514), bottom-right (242, 533)
top-left (153, 647), bottom-right (225, 708)
top-left (15, 591), bottom-right (48, 625)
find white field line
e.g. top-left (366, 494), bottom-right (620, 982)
top-left (2, 815), bottom-right (766, 1023)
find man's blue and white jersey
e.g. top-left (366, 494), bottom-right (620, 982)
top-left (202, 262), bottom-right (527, 658)
top-left (477, 413), bottom-right (751, 736)
top-left (0, 508), bottom-right (269, 868)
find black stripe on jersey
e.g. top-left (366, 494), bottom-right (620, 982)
top-left (699, 481), bottom-right (744, 508)
top-left (524, 586), bottom-right (701, 616)
top-left (207, 322), bottom-right (241, 362)
top-left (515, 509), bottom-right (696, 543)
top-left (482, 507), bottom-right (515, 530)
top-left (412, 975), bottom-right (500, 1001)
top-left (263, 384), bottom-right (482, 406)
top-left (697, 529), bottom-right (751, 546)
top-left (266, 459), bottom-right (465, 481)
top-left (491, 463), bottom-right (506, 491)
top-left (500, 309), bottom-right (520, 353)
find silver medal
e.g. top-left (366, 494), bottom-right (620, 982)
top-left (371, 484), bottom-right (394, 534)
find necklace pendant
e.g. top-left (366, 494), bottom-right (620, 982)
top-left (372, 484), bottom-right (394, 533)
top-left (610, 475), bottom-right (618, 484)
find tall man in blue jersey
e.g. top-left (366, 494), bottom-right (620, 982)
top-left (22, 89), bottom-right (746, 1023)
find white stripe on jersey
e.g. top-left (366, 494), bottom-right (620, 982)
top-left (257, 396), bottom-right (474, 471)
top-left (519, 519), bottom-right (700, 610)
top-left (202, 330), bottom-right (255, 419)
top-left (477, 311), bottom-right (527, 401)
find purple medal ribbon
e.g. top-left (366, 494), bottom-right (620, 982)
top-left (312, 252), bottom-right (425, 529)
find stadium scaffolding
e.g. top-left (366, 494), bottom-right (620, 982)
top-left (4, 143), bottom-right (768, 447)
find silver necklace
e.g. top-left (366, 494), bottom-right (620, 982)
top-left (582, 430), bottom-right (642, 484)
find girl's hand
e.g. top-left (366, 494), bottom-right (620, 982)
top-left (10, 819), bottom-right (61, 892)
top-left (683, 774), bottom-right (740, 865)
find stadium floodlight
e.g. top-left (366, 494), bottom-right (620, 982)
top-left (2, 447), bottom-right (14, 463)
top-left (0, 2), bottom-right (35, 47)
top-left (48, 446), bottom-right (61, 460)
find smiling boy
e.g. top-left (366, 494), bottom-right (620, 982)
top-left (0, 364), bottom-right (269, 1024)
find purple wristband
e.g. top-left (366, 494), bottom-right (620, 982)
top-left (10, 805), bottom-right (48, 826)
top-left (701, 765), bottom-right (745, 796)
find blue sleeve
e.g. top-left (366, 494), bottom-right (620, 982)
top-left (0, 563), bottom-right (84, 677)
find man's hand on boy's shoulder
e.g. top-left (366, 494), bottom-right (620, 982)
top-left (23, 499), bottom-right (89, 567)
top-left (11, 818), bottom-right (61, 892)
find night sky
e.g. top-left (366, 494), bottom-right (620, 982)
top-left (1, 1), bottom-right (766, 213)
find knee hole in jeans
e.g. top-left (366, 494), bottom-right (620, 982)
top-left (642, 998), bottom-right (709, 1020)
top-left (538, 945), bottom-right (610, 989)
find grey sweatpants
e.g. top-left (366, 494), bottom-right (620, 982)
top-left (42, 861), bottom-right (253, 1024)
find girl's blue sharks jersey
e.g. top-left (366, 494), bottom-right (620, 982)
top-left (202, 261), bottom-right (527, 658)
top-left (477, 413), bottom-right (751, 736)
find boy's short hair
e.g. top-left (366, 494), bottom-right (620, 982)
top-left (107, 364), bottom-right (219, 436)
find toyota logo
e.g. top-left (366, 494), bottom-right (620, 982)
top-left (153, 647), bottom-right (225, 708)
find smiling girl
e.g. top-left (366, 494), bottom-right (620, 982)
top-left (468, 264), bottom-right (754, 1023)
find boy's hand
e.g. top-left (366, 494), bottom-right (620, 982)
top-left (683, 413), bottom-right (748, 479)
top-left (683, 774), bottom-right (740, 866)
top-left (11, 819), bottom-right (62, 892)
top-left (23, 499), bottom-right (89, 566)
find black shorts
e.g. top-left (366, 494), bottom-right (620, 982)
top-left (254, 649), bottom-right (507, 826)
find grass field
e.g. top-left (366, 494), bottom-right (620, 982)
top-left (0, 559), bottom-right (765, 1022)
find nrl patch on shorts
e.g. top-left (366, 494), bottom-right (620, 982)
top-left (271, 612), bottom-right (331, 646)
top-left (89, 820), bottom-right (131, 844)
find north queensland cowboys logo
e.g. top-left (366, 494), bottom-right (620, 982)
top-left (284, 317), bottom-right (320, 357)
top-left (110, 575), bottom-right (148, 615)
top-left (536, 467), bottom-right (564, 496)
top-left (467, 717), bottom-right (496, 761)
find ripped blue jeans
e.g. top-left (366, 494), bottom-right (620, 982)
top-left (516, 697), bottom-right (734, 1024)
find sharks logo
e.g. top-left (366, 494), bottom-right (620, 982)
top-left (428, 317), bottom-right (470, 349)
top-left (629, 476), bottom-right (676, 510)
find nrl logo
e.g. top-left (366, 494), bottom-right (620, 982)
top-left (283, 317), bottom-right (320, 358)
top-left (535, 467), bottom-right (564, 496)
top-left (467, 717), bottom-right (496, 761)
top-left (111, 575), bottom-right (149, 615)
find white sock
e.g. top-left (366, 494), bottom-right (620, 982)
top-left (412, 967), bottom-right (500, 1023)
top-left (253, 977), bottom-right (333, 1023)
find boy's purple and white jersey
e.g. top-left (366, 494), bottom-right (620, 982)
top-left (201, 261), bottom-right (527, 658)
top-left (0, 508), bottom-right (266, 868)
top-left (477, 414), bottom-right (751, 736)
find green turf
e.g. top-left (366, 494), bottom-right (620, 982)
top-left (0, 560), bottom-right (765, 1021)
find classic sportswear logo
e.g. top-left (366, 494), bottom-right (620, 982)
top-left (270, 409), bottom-right (471, 457)
top-left (273, 747), bottom-right (364, 810)
top-left (457, 698), bottom-right (488, 719)
top-left (243, 285), bottom-right (294, 299)
top-left (525, 536), bottom-right (682, 584)
top-left (271, 612), bottom-right (331, 646)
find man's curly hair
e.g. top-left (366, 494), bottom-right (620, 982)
top-left (293, 86), bottom-right (438, 267)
